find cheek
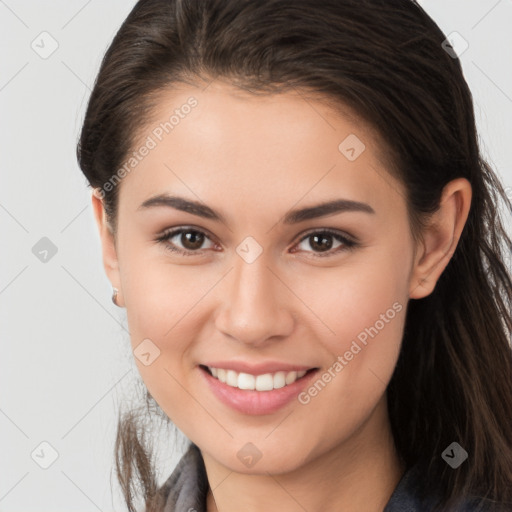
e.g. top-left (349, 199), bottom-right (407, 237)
top-left (121, 255), bottom-right (206, 426)
top-left (119, 233), bottom-right (197, 339)
top-left (295, 242), bottom-right (411, 355)
top-left (304, 275), bottom-right (406, 400)
top-left (291, 243), bottom-right (411, 415)
top-left (117, 237), bottom-right (198, 398)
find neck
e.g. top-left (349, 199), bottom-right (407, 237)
top-left (203, 397), bottom-right (404, 512)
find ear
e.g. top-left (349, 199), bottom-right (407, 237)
top-left (409, 177), bottom-right (472, 299)
top-left (91, 189), bottom-right (124, 307)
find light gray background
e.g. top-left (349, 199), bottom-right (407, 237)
top-left (1, 1), bottom-right (511, 511)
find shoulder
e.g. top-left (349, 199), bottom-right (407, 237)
top-left (154, 449), bottom-right (510, 512)
top-left (151, 442), bottom-right (208, 512)
top-left (384, 464), bottom-right (511, 512)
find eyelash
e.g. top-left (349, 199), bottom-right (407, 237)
top-left (155, 226), bottom-right (358, 258)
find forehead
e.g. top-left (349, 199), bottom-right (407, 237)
top-left (117, 80), bottom-right (406, 221)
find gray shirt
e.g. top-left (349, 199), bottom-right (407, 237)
top-left (152, 443), bottom-right (504, 511)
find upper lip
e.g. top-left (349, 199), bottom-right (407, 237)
top-left (201, 360), bottom-right (317, 375)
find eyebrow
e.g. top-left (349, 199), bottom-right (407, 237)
top-left (137, 194), bottom-right (375, 224)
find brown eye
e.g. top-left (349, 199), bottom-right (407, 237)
top-left (307, 233), bottom-right (335, 252)
top-left (292, 229), bottom-right (357, 257)
top-left (157, 228), bottom-right (215, 256)
top-left (179, 230), bottom-right (205, 250)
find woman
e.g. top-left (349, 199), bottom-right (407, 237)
top-left (76, 0), bottom-right (512, 510)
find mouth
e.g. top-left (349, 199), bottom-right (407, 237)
top-left (199, 364), bottom-right (318, 392)
top-left (199, 363), bottom-right (321, 415)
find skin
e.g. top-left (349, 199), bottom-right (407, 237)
top-left (92, 79), bottom-right (471, 512)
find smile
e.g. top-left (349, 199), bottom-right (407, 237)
top-left (199, 364), bottom-right (320, 415)
top-left (204, 365), bottom-right (309, 391)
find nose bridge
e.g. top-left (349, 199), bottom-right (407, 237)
top-left (215, 247), bottom-right (294, 345)
top-left (233, 249), bottom-right (274, 309)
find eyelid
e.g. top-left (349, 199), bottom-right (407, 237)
top-left (296, 227), bottom-right (357, 245)
top-left (157, 224), bottom-right (216, 241)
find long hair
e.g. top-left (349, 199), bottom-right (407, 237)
top-left (76, 1), bottom-right (512, 510)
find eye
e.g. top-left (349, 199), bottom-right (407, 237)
top-left (156, 227), bottom-right (216, 256)
top-left (291, 229), bottom-right (357, 257)
top-left (155, 227), bottom-right (358, 257)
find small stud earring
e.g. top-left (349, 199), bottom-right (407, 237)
top-left (112, 287), bottom-right (120, 306)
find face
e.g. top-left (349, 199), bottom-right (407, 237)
top-left (95, 79), bottom-right (422, 474)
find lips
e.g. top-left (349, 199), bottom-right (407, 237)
top-left (198, 361), bottom-right (320, 415)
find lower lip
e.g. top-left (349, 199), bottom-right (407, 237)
top-left (199, 366), bottom-right (319, 415)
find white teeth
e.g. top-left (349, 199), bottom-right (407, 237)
top-left (238, 372), bottom-right (255, 390)
top-left (273, 371), bottom-right (286, 389)
top-left (226, 370), bottom-right (238, 387)
top-left (255, 373), bottom-right (274, 391)
top-left (285, 371), bottom-right (297, 385)
top-left (207, 366), bottom-right (310, 391)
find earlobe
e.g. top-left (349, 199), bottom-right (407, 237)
top-left (91, 189), bottom-right (124, 307)
top-left (409, 178), bottom-right (472, 299)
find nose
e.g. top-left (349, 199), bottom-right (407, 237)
top-left (214, 252), bottom-right (295, 348)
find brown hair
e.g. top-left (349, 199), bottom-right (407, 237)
top-left (76, 0), bottom-right (512, 510)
